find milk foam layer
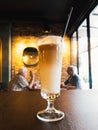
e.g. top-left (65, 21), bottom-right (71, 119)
top-left (38, 36), bottom-right (62, 46)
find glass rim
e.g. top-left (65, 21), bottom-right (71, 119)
top-left (38, 35), bottom-right (62, 46)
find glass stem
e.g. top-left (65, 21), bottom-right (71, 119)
top-left (46, 100), bottom-right (55, 112)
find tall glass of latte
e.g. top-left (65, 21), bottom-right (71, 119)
top-left (37, 35), bottom-right (64, 122)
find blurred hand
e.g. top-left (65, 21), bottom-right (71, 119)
top-left (30, 70), bottom-right (34, 79)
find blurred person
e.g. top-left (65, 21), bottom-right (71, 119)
top-left (8, 67), bottom-right (36, 91)
top-left (61, 65), bottom-right (81, 90)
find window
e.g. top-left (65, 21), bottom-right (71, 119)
top-left (71, 4), bottom-right (98, 89)
top-left (90, 5), bottom-right (98, 89)
top-left (78, 20), bottom-right (89, 89)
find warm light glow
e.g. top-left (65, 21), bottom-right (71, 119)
top-left (12, 36), bottom-right (71, 82)
top-left (62, 41), bottom-right (69, 52)
top-left (62, 36), bottom-right (70, 57)
top-left (12, 36), bottom-right (38, 77)
top-left (0, 40), bottom-right (2, 81)
top-left (16, 43), bottom-right (26, 54)
top-left (23, 56), bottom-right (28, 63)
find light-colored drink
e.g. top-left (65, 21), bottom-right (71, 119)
top-left (38, 36), bottom-right (62, 99)
top-left (37, 35), bottom-right (64, 122)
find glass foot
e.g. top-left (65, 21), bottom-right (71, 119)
top-left (37, 109), bottom-right (65, 122)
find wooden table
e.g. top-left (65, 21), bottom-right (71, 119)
top-left (0, 89), bottom-right (98, 130)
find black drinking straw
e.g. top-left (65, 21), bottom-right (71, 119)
top-left (61, 6), bottom-right (74, 40)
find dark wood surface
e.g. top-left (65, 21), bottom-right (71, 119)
top-left (0, 89), bottom-right (98, 130)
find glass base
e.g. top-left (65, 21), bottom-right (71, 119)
top-left (37, 109), bottom-right (65, 122)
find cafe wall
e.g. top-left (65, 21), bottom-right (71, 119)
top-left (11, 22), bottom-right (71, 82)
top-left (11, 36), bottom-right (40, 81)
top-left (12, 36), bottom-right (70, 82)
top-left (0, 22), bottom-right (71, 88)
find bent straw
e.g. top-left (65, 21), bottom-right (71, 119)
top-left (61, 6), bottom-right (74, 40)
